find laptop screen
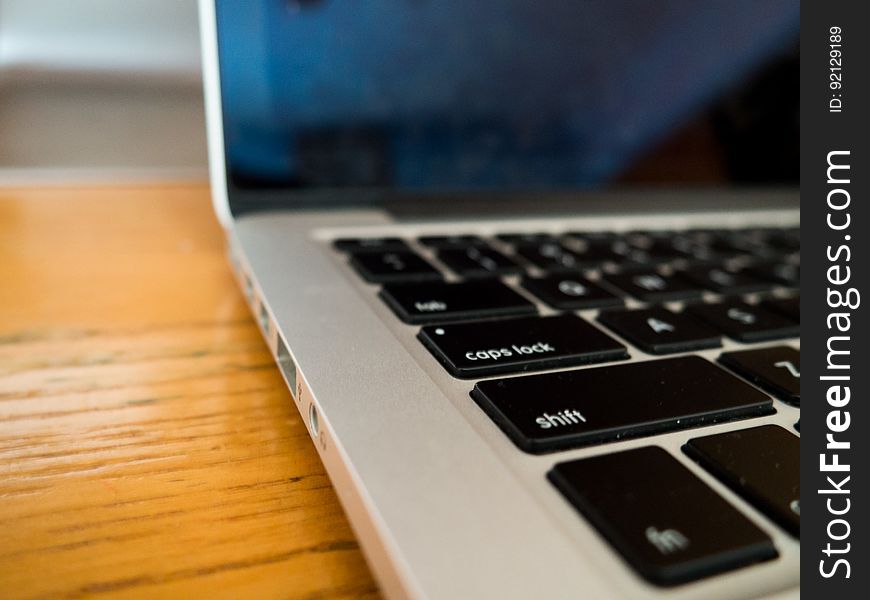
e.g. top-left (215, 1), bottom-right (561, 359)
top-left (214, 0), bottom-right (798, 196)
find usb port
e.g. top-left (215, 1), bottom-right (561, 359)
top-left (276, 334), bottom-right (297, 399)
top-left (258, 300), bottom-right (270, 334)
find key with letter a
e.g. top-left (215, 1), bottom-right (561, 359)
top-left (597, 307), bottom-right (721, 354)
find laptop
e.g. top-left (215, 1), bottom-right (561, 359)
top-left (198, 1), bottom-right (800, 598)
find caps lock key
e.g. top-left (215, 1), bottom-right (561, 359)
top-left (419, 314), bottom-right (628, 378)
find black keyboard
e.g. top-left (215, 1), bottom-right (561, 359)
top-left (334, 226), bottom-right (799, 587)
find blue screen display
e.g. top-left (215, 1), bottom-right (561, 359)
top-left (216, 0), bottom-right (798, 191)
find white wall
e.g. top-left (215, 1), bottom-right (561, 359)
top-left (0, 0), bottom-right (207, 177)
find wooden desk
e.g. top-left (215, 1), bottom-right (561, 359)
top-left (0, 184), bottom-right (380, 599)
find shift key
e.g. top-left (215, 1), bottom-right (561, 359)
top-left (472, 356), bottom-right (774, 453)
top-left (419, 314), bottom-right (627, 378)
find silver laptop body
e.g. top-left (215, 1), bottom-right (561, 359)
top-left (198, 2), bottom-right (799, 598)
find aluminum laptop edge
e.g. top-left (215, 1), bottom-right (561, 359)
top-left (198, 1), bottom-right (799, 598)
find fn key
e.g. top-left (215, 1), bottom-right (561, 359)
top-left (549, 447), bottom-right (777, 586)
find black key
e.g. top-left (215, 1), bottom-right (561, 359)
top-left (612, 237), bottom-right (697, 268)
top-left (438, 246), bottom-right (522, 278)
top-left (707, 234), bottom-right (757, 257)
top-left (334, 237), bottom-right (408, 252)
top-left (548, 447), bottom-right (777, 586)
top-left (626, 229), bottom-right (676, 240)
top-left (684, 425), bottom-right (800, 537)
top-left (565, 231), bottom-right (618, 244)
top-left (419, 314), bottom-right (627, 378)
top-left (746, 261), bottom-right (800, 287)
top-left (719, 346), bottom-right (800, 405)
top-left (610, 240), bottom-right (661, 268)
top-left (670, 238), bottom-right (721, 266)
top-left (767, 230), bottom-right (800, 252)
top-left (685, 301), bottom-right (799, 343)
top-left (577, 240), bottom-right (642, 268)
top-left (349, 250), bottom-right (442, 284)
top-left (514, 242), bottom-right (584, 271)
top-left (471, 356), bottom-right (773, 453)
top-left (631, 238), bottom-right (693, 262)
top-left (678, 266), bottom-right (772, 295)
top-left (603, 271), bottom-right (704, 303)
top-left (380, 280), bottom-right (536, 325)
top-left (684, 227), bottom-right (731, 238)
top-left (761, 296), bottom-right (800, 321)
top-left (418, 234), bottom-right (487, 249)
top-left (708, 230), bottom-right (778, 259)
top-left (521, 275), bottom-right (623, 310)
top-left (496, 232), bottom-right (556, 245)
top-left (598, 307), bottom-right (721, 355)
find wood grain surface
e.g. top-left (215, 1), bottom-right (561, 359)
top-left (0, 184), bottom-right (380, 599)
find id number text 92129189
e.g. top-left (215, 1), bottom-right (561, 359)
top-left (829, 26), bottom-right (843, 113)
